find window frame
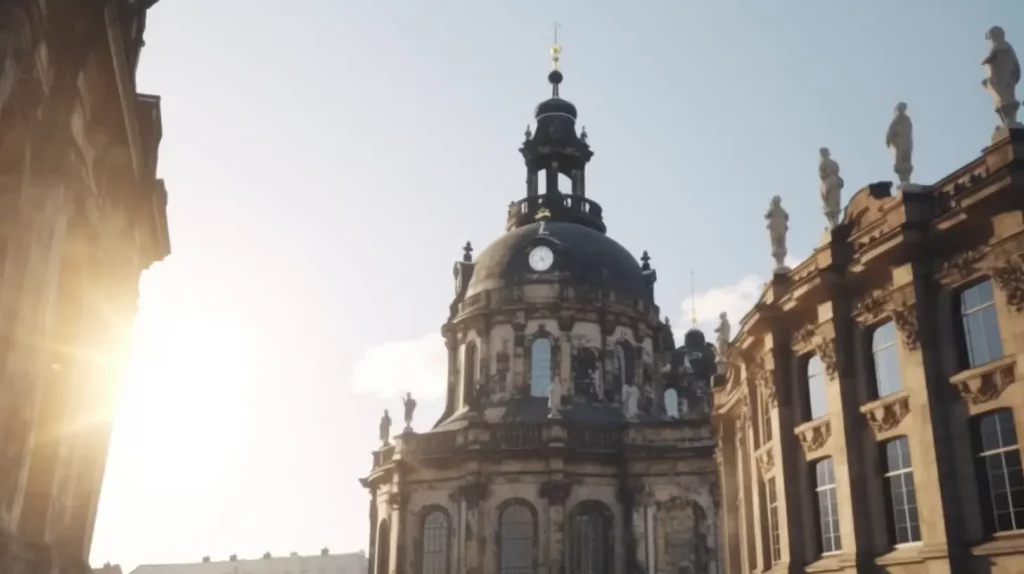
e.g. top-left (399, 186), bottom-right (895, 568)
top-left (880, 437), bottom-right (921, 546)
top-left (971, 408), bottom-right (1024, 536)
top-left (529, 336), bottom-right (553, 398)
top-left (813, 457), bottom-right (842, 555)
top-left (766, 476), bottom-right (781, 565)
top-left (418, 507), bottom-right (451, 574)
top-left (868, 321), bottom-right (902, 399)
top-left (803, 354), bottom-right (827, 421)
top-left (568, 501), bottom-right (613, 574)
top-left (497, 499), bottom-right (538, 574)
top-left (955, 279), bottom-right (1005, 370)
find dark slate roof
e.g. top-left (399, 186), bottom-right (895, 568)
top-left (465, 221), bottom-right (651, 302)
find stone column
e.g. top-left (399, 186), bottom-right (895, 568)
top-left (389, 488), bottom-right (409, 574)
top-left (455, 483), bottom-right (487, 574)
top-left (477, 320), bottom-right (491, 397)
top-left (734, 419), bottom-right (751, 572)
top-left (557, 317), bottom-right (574, 403)
top-left (540, 478), bottom-right (572, 574)
top-left (512, 322), bottom-right (526, 396)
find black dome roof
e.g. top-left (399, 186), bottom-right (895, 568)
top-left (465, 221), bottom-right (651, 302)
top-left (534, 97), bottom-right (578, 120)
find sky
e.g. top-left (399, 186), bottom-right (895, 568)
top-left (90, 0), bottom-right (1022, 570)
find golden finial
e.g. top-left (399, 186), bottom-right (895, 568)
top-left (535, 207), bottom-right (552, 221)
top-left (690, 270), bottom-right (698, 326)
top-left (550, 23), bottom-right (562, 70)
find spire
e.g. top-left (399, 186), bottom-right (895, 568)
top-left (550, 23), bottom-right (563, 97)
top-left (690, 270), bottom-right (698, 326)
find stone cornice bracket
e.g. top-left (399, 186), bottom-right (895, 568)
top-left (990, 254), bottom-right (1024, 312)
top-left (539, 478), bottom-right (573, 505)
top-left (755, 444), bottom-right (775, 476)
top-left (890, 301), bottom-right (920, 350)
top-left (950, 356), bottom-right (1017, 405)
top-left (859, 391), bottom-right (911, 433)
top-left (794, 418), bottom-right (832, 454)
top-left (450, 482), bottom-right (489, 508)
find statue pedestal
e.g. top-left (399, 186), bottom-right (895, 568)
top-left (772, 265), bottom-right (790, 275)
top-left (898, 183), bottom-right (927, 194)
top-left (992, 124), bottom-right (1024, 143)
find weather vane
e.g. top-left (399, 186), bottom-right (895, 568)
top-left (551, 23), bottom-right (562, 70)
top-left (690, 270), bottom-right (698, 326)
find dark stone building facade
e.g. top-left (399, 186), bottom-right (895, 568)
top-left (0, 1), bottom-right (170, 572)
top-left (362, 56), bottom-right (720, 574)
top-left (713, 104), bottom-right (1024, 572)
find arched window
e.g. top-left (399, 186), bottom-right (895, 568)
top-left (805, 355), bottom-right (827, 420)
top-left (572, 347), bottom-right (599, 399)
top-left (530, 338), bottom-right (552, 398)
top-left (870, 322), bottom-right (901, 398)
top-left (570, 503), bottom-right (610, 574)
top-left (664, 388), bottom-right (679, 418)
top-left (498, 502), bottom-right (535, 574)
top-left (375, 520), bottom-right (391, 574)
top-left (463, 341), bottom-right (478, 407)
top-left (420, 510), bottom-right (449, 574)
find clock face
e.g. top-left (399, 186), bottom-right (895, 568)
top-left (528, 245), bottom-right (554, 272)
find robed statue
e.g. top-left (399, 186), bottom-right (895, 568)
top-left (714, 312), bottom-right (731, 360)
top-left (819, 148), bottom-right (844, 229)
top-left (402, 392), bottom-right (416, 432)
top-left (379, 410), bottom-right (392, 446)
top-left (982, 26), bottom-right (1021, 128)
top-left (623, 383), bottom-right (640, 420)
top-left (886, 102), bottom-right (914, 185)
top-left (765, 196), bottom-right (789, 272)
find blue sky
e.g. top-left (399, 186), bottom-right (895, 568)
top-left (90, 0), bottom-right (1020, 569)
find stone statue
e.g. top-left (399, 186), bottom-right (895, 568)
top-left (379, 410), bottom-right (392, 445)
top-left (623, 383), bottom-right (640, 420)
top-left (818, 147), bottom-right (844, 228)
top-left (548, 375), bottom-right (562, 418)
top-left (714, 312), bottom-right (730, 360)
top-left (402, 392), bottom-right (416, 432)
top-left (982, 26), bottom-right (1021, 129)
top-left (765, 195), bottom-right (789, 272)
top-left (886, 102), bottom-right (914, 185)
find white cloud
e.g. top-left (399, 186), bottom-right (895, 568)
top-left (677, 254), bottom-right (802, 339)
top-left (350, 333), bottom-right (449, 400)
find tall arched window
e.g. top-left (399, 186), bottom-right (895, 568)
top-left (570, 503), bottom-right (611, 574)
top-left (375, 520), bottom-right (391, 574)
top-left (572, 347), bottom-right (599, 399)
top-left (870, 322), bottom-right (901, 398)
top-left (805, 355), bottom-right (827, 420)
top-left (498, 502), bottom-right (535, 574)
top-left (463, 341), bottom-right (478, 407)
top-left (664, 388), bottom-right (679, 418)
top-left (530, 338), bottom-right (552, 398)
top-left (420, 510), bottom-right (449, 574)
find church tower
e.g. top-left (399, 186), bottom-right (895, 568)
top-left (362, 44), bottom-right (720, 574)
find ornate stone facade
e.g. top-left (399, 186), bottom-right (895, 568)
top-left (0, 1), bottom-right (169, 573)
top-left (712, 76), bottom-right (1024, 574)
top-left (362, 54), bottom-right (718, 574)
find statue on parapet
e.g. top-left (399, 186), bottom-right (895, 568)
top-left (379, 410), bottom-right (392, 446)
top-left (765, 195), bottom-right (790, 273)
top-left (819, 147), bottom-right (844, 229)
top-left (622, 383), bottom-right (640, 420)
top-left (714, 312), bottom-right (731, 362)
top-left (886, 102), bottom-right (914, 187)
top-left (402, 392), bottom-right (417, 432)
top-left (982, 26), bottom-right (1021, 130)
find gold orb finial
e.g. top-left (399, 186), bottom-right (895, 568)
top-left (535, 207), bottom-right (552, 221)
top-left (551, 23), bottom-right (562, 70)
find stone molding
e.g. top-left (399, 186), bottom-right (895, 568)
top-left (859, 390), bottom-right (911, 434)
top-left (991, 254), bottom-right (1024, 312)
top-left (949, 356), bottom-right (1017, 406)
top-left (754, 444), bottom-right (775, 477)
top-left (796, 326), bottom-right (838, 378)
top-left (890, 302), bottom-right (920, 351)
top-left (539, 478), bottom-right (573, 505)
top-left (794, 417), bottom-right (832, 455)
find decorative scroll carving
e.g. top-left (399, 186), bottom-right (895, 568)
top-left (939, 248), bottom-right (987, 281)
top-left (991, 255), bottom-right (1024, 313)
top-left (450, 482), bottom-right (489, 507)
top-left (861, 392), bottom-right (911, 433)
top-left (795, 419), bottom-right (832, 454)
top-left (539, 479), bottom-right (573, 505)
top-left (890, 302), bottom-right (919, 350)
top-left (796, 326), bottom-right (838, 378)
top-left (853, 287), bottom-right (891, 323)
top-left (747, 357), bottom-right (776, 408)
top-left (755, 445), bottom-right (775, 476)
top-left (951, 359), bottom-right (1017, 405)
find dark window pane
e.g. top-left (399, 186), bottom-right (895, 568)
top-left (972, 410), bottom-right (1024, 534)
top-left (499, 504), bottom-right (535, 574)
top-left (959, 281), bottom-right (1004, 369)
top-left (571, 508), bottom-right (606, 574)
top-left (421, 511), bottom-right (449, 574)
top-left (530, 339), bottom-right (552, 398)
top-left (814, 458), bottom-right (842, 554)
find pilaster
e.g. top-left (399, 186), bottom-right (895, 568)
top-left (540, 477), bottom-right (572, 574)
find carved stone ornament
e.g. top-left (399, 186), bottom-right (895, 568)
top-left (853, 287), bottom-right (891, 323)
top-left (940, 248), bottom-right (987, 282)
top-left (951, 358), bottom-right (1017, 405)
top-left (890, 302), bottom-right (920, 350)
top-left (860, 392), bottom-right (911, 433)
top-left (991, 254), bottom-right (1024, 313)
top-left (539, 478), bottom-right (573, 505)
top-left (755, 445), bottom-right (775, 476)
top-left (795, 419), bottom-right (832, 454)
top-left (815, 338), bottom-right (838, 379)
top-left (748, 358), bottom-right (777, 408)
top-left (450, 482), bottom-right (489, 507)
top-left (386, 490), bottom-right (409, 511)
